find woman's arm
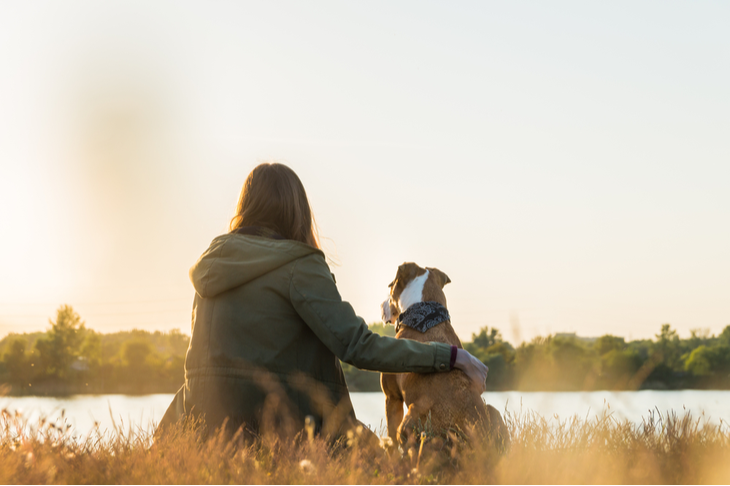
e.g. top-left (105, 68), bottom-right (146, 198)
top-left (289, 254), bottom-right (487, 391)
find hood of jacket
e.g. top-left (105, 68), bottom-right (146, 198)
top-left (190, 233), bottom-right (323, 298)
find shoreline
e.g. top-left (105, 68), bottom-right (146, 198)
top-left (3, 382), bottom-right (730, 398)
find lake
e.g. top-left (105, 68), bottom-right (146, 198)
top-left (2, 390), bottom-right (729, 439)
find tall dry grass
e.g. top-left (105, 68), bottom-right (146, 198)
top-left (1, 405), bottom-right (729, 484)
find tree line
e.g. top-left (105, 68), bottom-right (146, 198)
top-left (0, 305), bottom-right (187, 395)
top-left (343, 322), bottom-right (730, 391)
top-left (1, 305), bottom-right (729, 394)
top-left (461, 323), bottom-right (730, 391)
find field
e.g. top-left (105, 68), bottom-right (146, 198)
top-left (2, 406), bottom-right (729, 484)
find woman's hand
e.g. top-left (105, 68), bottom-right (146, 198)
top-left (454, 348), bottom-right (488, 393)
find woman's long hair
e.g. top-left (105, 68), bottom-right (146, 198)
top-left (229, 163), bottom-right (320, 249)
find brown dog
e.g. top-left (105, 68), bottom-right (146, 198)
top-left (380, 262), bottom-right (508, 449)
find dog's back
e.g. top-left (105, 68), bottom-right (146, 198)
top-left (381, 263), bottom-right (509, 449)
top-left (394, 324), bottom-right (505, 445)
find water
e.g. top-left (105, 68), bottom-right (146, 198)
top-left (0, 394), bottom-right (175, 440)
top-left (356, 390), bottom-right (730, 434)
top-left (2, 391), bottom-right (729, 439)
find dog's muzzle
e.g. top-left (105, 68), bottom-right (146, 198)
top-left (381, 299), bottom-right (395, 324)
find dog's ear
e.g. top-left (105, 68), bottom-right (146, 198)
top-left (388, 262), bottom-right (421, 289)
top-left (426, 267), bottom-right (451, 288)
top-left (398, 262), bottom-right (421, 281)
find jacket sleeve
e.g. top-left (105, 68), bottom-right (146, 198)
top-left (289, 253), bottom-right (452, 373)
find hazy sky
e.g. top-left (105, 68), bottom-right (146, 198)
top-left (1, 1), bottom-right (728, 344)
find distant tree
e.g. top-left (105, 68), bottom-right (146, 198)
top-left (718, 325), bottom-right (730, 346)
top-left (655, 324), bottom-right (681, 370)
top-left (471, 327), bottom-right (502, 350)
top-left (368, 322), bottom-right (396, 338)
top-left (549, 336), bottom-right (593, 389)
top-left (512, 337), bottom-right (553, 390)
top-left (484, 341), bottom-right (516, 364)
top-left (594, 335), bottom-right (626, 356)
top-left (688, 328), bottom-right (712, 346)
top-left (122, 340), bottom-right (153, 370)
top-left (3, 339), bottom-right (29, 385)
top-left (599, 348), bottom-right (642, 387)
top-left (710, 344), bottom-right (730, 378)
top-left (656, 323), bottom-right (678, 343)
top-left (684, 345), bottom-right (712, 376)
top-left (626, 339), bottom-right (653, 362)
top-left (465, 327), bottom-right (510, 369)
top-left (80, 332), bottom-right (102, 369)
top-left (35, 305), bottom-right (86, 379)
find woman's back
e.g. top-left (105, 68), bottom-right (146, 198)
top-left (184, 231), bottom-right (355, 437)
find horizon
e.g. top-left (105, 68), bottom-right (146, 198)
top-left (0, 304), bottom-right (722, 348)
top-left (1, 1), bottom-right (729, 344)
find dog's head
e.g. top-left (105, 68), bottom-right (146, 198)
top-left (381, 262), bottom-right (451, 325)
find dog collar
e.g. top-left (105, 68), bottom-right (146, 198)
top-left (396, 301), bottom-right (450, 333)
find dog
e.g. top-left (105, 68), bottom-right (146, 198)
top-left (380, 262), bottom-right (508, 450)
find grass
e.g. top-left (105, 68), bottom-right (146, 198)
top-left (1, 405), bottom-right (730, 484)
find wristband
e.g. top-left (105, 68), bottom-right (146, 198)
top-left (449, 345), bottom-right (458, 370)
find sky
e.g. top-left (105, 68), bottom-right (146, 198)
top-left (0, 1), bottom-right (728, 345)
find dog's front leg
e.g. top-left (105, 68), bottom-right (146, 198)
top-left (396, 395), bottom-right (434, 449)
top-left (381, 373), bottom-right (404, 448)
top-left (385, 396), bottom-right (404, 447)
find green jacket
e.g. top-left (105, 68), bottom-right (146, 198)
top-left (160, 233), bottom-right (452, 437)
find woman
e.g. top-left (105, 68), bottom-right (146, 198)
top-left (159, 163), bottom-right (488, 439)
